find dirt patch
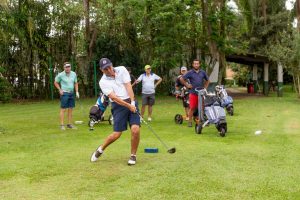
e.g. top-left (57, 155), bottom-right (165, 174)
top-left (287, 121), bottom-right (300, 129)
top-left (226, 87), bottom-right (266, 99)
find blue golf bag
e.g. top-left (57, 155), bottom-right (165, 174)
top-left (215, 85), bottom-right (234, 116)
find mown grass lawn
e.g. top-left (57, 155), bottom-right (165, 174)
top-left (0, 91), bottom-right (299, 200)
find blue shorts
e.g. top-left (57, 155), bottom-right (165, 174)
top-left (60, 92), bottom-right (75, 109)
top-left (111, 100), bottom-right (140, 132)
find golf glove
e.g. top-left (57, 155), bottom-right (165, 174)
top-left (76, 92), bottom-right (80, 99)
top-left (131, 100), bottom-right (135, 107)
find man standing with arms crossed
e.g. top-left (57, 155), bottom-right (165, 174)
top-left (133, 65), bottom-right (162, 121)
top-left (54, 62), bottom-right (79, 130)
top-left (180, 59), bottom-right (210, 127)
top-left (90, 58), bottom-right (140, 166)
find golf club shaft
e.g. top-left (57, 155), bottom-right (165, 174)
top-left (137, 112), bottom-right (170, 150)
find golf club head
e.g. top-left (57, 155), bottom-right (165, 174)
top-left (167, 147), bottom-right (176, 154)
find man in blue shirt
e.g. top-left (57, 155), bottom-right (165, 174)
top-left (54, 62), bottom-right (79, 130)
top-left (179, 59), bottom-right (210, 127)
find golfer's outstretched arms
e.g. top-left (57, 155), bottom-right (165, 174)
top-left (108, 91), bottom-right (136, 113)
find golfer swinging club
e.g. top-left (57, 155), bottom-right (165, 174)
top-left (90, 58), bottom-right (140, 165)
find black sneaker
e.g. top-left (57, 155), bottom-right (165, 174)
top-left (90, 150), bottom-right (102, 162)
top-left (67, 124), bottom-right (77, 129)
top-left (128, 155), bottom-right (136, 165)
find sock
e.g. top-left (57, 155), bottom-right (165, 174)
top-left (97, 146), bottom-right (103, 153)
top-left (131, 154), bottom-right (136, 157)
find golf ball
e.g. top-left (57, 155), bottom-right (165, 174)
top-left (255, 130), bottom-right (262, 135)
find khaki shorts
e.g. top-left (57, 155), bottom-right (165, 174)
top-left (142, 93), bottom-right (155, 106)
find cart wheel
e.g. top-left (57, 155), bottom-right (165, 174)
top-left (220, 127), bottom-right (226, 137)
top-left (195, 124), bottom-right (202, 134)
top-left (89, 119), bottom-right (95, 128)
top-left (174, 114), bottom-right (183, 124)
top-left (101, 115), bottom-right (105, 121)
top-left (108, 115), bottom-right (114, 125)
top-left (227, 107), bottom-right (234, 116)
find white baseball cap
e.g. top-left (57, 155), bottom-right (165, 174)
top-left (181, 66), bottom-right (187, 71)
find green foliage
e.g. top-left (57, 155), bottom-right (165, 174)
top-left (0, 77), bottom-right (12, 103)
top-left (1, 0), bottom-right (299, 99)
top-left (231, 64), bottom-right (250, 86)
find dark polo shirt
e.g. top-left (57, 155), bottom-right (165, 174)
top-left (182, 69), bottom-right (209, 94)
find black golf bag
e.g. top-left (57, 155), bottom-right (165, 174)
top-left (88, 93), bottom-right (112, 130)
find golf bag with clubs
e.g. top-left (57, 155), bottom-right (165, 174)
top-left (195, 88), bottom-right (227, 137)
top-left (88, 93), bottom-right (113, 130)
top-left (174, 87), bottom-right (190, 124)
top-left (215, 85), bottom-right (234, 116)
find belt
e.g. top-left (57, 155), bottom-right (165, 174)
top-left (63, 90), bottom-right (73, 93)
top-left (123, 98), bottom-right (131, 103)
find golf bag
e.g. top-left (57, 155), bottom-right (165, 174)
top-left (215, 85), bottom-right (234, 116)
top-left (88, 93), bottom-right (112, 130)
top-left (195, 88), bottom-right (227, 137)
top-left (174, 87), bottom-right (190, 124)
top-left (174, 87), bottom-right (189, 106)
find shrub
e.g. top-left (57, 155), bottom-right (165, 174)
top-left (0, 77), bottom-right (13, 103)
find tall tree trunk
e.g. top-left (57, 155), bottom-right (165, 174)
top-left (218, 0), bottom-right (226, 84)
top-left (28, 45), bottom-right (34, 97)
top-left (191, 10), bottom-right (197, 61)
top-left (201, 0), bottom-right (207, 64)
top-left (296, 0), bottom-right (300, 97)
top-left (201, 0), bottom-right (220, 80)
top-left (201, 0), bottom-right (219, 61)
top-left (83, 0), bottom-right (90, 59)
top-left (297, 0), bottom-right (300, 32)
top-left (261, 0), bottom-right (267, 25)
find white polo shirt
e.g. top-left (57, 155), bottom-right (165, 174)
top-left (99, 66), bottom-right (131, 102)
top-left (137, 73), bottom-right (161, 94)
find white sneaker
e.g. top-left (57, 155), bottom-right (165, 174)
top-left (60, 125), bottom-right (66, 131)
top-left (128, 155), bottom-right (136, 165)
top-left (90, 150), bottom-right (103, 162)
top-left (147, 117), bottom-right (152, 122)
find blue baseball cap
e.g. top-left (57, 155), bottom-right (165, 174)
top-left (99, 58), bottom-right (112, 69)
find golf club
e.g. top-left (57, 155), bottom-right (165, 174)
top-left (137, 112), bottom-right (176, 154)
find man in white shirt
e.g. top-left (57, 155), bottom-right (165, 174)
top-left (90, 58), bottom-right (140, 166)
top-left (133, 65), bottom-right (162, 121)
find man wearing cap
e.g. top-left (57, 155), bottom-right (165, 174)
top-left (175, 66), bottom-right (189, 120)
top-left (179, 59), bottom-right (210, 127)
top-left (133, 65), bottom-right (162, 121)
top-left (54, 62), bottom-right (79, 130)
top-left (90, 58), bottom-right (140, 166)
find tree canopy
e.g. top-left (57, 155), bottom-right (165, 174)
top-left (0, 0), bottom-right (299, 100)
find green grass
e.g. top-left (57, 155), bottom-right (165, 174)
top-left (0, 92), bottom-right (300, 200)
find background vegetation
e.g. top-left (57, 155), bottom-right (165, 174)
top-left (1, 0), bottom-right (300, 100)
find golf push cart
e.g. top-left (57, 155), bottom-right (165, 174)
top-left (88, 93), bottom-right (113, 130)
top-left (175, 88), bottom-right (228, 137)
top-left (174, 87), bottom-right (190, 124)
top-left (194, 88), bottom-right (227, 137)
